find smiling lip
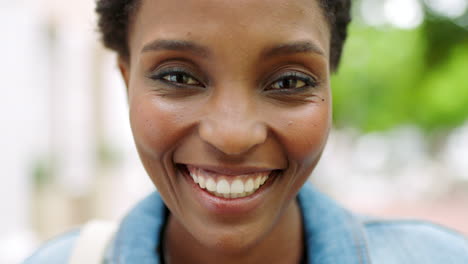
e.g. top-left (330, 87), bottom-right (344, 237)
top-left (179, 164), bottom-right (279, 215)
top-left (185, 164), bottom-right (277, 176)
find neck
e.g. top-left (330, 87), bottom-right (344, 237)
top-left (163, 200), bottom-right (304, 264)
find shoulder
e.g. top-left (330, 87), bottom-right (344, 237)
top-left (361, 218), bottom-right (468, 264)
top-left (23, 191), bottom-right (165, 264)
top-left (297, 184), bottom-right (468, 263)
top-left (23, 229), bottom-right (80, 264)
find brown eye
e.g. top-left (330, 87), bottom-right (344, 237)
top-left (271, 77), bottom-right (307, 90)
top-left (267, 71), bottom-right (317, 91)
top-left (162, 73), bottom-right (200, 86)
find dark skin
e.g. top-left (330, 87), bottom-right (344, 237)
top-left (118, 0), bottom-right (332, 263)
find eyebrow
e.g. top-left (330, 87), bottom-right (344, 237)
top-left (262, 41), bottom-right (325, 58)
top-left (141, 39), bottom-right (210, 57)
top-left (141, 39), bottom-right (324, 59)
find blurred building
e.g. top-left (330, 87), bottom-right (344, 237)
top-left (0, 1), bottom-right (152, 263)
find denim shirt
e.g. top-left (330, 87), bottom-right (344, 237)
top-left (25, 182), bottom-right (468, 263)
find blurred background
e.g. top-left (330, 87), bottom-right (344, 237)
top-left (1, 0), bottom-right (467, 263)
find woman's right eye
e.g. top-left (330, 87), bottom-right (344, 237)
top-left (150, 68), bottom-right (203, 87)
top-left (161, 72), bottom-right (201, 86)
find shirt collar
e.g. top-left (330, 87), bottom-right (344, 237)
top-left (298, 183), bottom-right (371, 264)
top-left (111, 182), bottom-right (371, 264)
top-left (110, 191), bottom-right (166, 264)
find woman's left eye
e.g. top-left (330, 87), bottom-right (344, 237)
top-left (268, 73), bottom-right (317, 91)
top-left (271, 77), bottom-right (306, 90)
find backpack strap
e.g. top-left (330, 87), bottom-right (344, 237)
top-left (68, 220), bottom-right (118, 264)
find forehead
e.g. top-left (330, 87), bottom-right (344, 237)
top-left (129, 0), bottom-right (330, 61)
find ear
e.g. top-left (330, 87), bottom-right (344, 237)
top-left (118, 56), bottom-right (130, 90)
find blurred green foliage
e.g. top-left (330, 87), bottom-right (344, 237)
top-left (32, 157), bottom-right (55, 188)
top-left (332, 10), bottom-right (468, 132)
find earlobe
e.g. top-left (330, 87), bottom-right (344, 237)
top-left (118, 57), bottom-right (130, 89)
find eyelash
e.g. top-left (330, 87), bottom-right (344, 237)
top-left (267, 72), bottom-right (318, 92)
top-left (148, 67), bottom-right (318, 92)
top-left (149, 67), bottom-right (203, 87)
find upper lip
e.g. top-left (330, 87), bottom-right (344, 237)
top-left (182, 164), bottom-right (278, 176)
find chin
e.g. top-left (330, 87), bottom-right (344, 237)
top-left (191, 222), bottom-right (270, 255)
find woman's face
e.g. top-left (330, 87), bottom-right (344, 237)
top-left (122, 0), bottom-right (331, 252)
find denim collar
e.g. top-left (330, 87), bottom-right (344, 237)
top-left (110, 182), bottom-right (371, 264)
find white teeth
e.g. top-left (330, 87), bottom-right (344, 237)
top-left (231, 180), bottom-right (244, 194)
top-left (254, 177), bottom-right (261, 189)
top-left (206, 178), bottom-right (216, 192)
top-left (192, 173), bottom-right (198, 183)
top-left (198, 176), bottom-right (206, 189)
top-left (187, 166), bottom-right (273, 199)
top-left (217, 179), bottom-right (230, 194)
top-left (244, 179), bottom-right (254, 193)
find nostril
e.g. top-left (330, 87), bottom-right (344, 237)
top-left (198, 120), bottom-right (267, 156)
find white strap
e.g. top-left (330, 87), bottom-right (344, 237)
top-left (68, 220), bottom-right (118, 264)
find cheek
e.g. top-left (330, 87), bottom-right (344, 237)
top-left (274, 103), bottom-right (331, 165)
top-left (129, 95), bottom-right (188, 158)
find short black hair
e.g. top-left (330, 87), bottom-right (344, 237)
top-left (96, 0), bottom-right (351, 72)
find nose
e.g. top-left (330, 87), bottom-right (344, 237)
top-left (198, 100), bottom-right (267, 156)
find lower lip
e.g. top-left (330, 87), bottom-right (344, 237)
top-left (180, 166), bottom-right (277, 215)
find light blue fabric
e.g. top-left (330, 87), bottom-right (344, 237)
top-left (23, 229), bottom-right (79, 264)
top-left (24, 182), bottom-right (468, 263)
